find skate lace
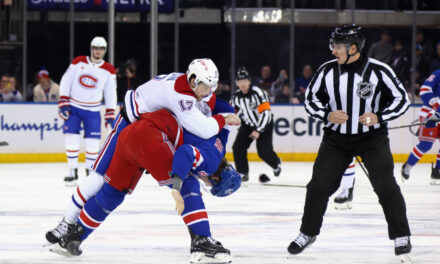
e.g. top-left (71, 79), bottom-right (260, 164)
top-left (53, 219), bottom-right (70, 237)
top-left (395, 236), bottom-right (408, 248)
top-left (294, 233), bottom-right (311, 247)
top-left (207, 237), bottom-right (219, 246)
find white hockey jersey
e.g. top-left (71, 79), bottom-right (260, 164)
top-left (59, 56), bottom-right (117, 112)
top-left (124, 73), bottom-right (225, 139)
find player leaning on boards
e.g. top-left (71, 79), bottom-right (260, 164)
top-left (288, 24), bottom-right (412, 261)
top-left (58, 36), bottom-right (117, 185)
top-left (231, 67), bottom-right (282, 184)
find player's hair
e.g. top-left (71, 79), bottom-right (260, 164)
top-left (211, 157), bottom-right (229, 180)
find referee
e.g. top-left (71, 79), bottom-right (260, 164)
top-left (288, 24), bottom-right (412, 259)
top-left (231, 67), bottom-right (281, 183)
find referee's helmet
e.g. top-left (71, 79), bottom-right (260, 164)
top-left (236, 67), bottom-right (251, 81)
top-left (329, 24), bottom-right (365, 52)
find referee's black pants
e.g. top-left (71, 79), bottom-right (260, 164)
top-left (232, 122), bottom-right (281, 174)
top-left (300, 128), bottom-right (411, 239)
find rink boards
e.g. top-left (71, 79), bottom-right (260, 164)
top-left (0, 102), bottom-right (435, 163)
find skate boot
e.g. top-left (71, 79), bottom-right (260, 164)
top-left (395, 236), bottom-right (411, 263)
top-left (240, 173), bottom-right (249, 186)
top-left (287, 232), bottom-right (316, 255)
top-left (401, 162), bottom-right (411, 182)
top-left (85, 168), bottom-right (90, 177)
top-left (58, 222), bottom-right (85, 256)
top-left (430, 164), bottom-right (440, 185)
top-left (273, 163), bottom-right (281, 177)
top-left (64, 168), bottom-right (78, 186)
top-left (189, 229), bottom-right (231, 263)
top-left (44, 218), bottom-right (73, 246)
top-left (334, 179), bottom-right (355, 210)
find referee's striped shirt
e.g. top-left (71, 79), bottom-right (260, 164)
top-left (232, 86), bottom-right (273, 132)
top-left (305, 55), bottom-right (410, 135)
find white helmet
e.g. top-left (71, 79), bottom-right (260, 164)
top-left (186, 58), bottom-right (219, 92)
top-left (90, 36), bottom-right (107, 49)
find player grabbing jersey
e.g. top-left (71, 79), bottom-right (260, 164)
top-left (58, 36), bottom-right (117, 185)
top-left (90, 58), bottom-right (240, 189)
top-left (49, 107), bottom-right (240, 263)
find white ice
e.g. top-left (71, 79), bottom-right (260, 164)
top-left (0, 162), bottom-right (439, 264)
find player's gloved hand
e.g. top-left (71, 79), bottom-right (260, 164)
top-left (105, 109), bottom-right (115, 129)
top-left (58, 96), bottom-right (70, 120)
top-left (171, 189), bottom-right (184, 215)
top-left (425, 109), bottom-right (440, 128)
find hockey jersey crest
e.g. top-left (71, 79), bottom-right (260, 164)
top-left (59, 56), bottom-right (117, 112)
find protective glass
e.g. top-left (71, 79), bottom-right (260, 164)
top-left (329, 41), bottom-right (350, 51)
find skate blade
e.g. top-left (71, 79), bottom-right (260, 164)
top-left (399, 253), bottom-right (411, 263)
top-left (65, 180), bottom-right (78, 187)
top-left (430, 179), bottom-right (440, 185)
top-left (42, 240), bottom-right (56, 247)
top-left (334, 202), bottom-right (352, 210)
top-left (190, 252), bottom-right (232, 264)
top-left (48, 244), bottom-right (75, 257)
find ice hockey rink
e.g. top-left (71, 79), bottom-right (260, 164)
top-left (0, 161), bottom-right (439, 264)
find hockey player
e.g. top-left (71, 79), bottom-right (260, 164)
top-left (401, 69), bottom-right (440, 185)
top-left (333, 158), bottom-right (356, 209)
top-left (91, 58), bottom-right (240, 188)
top-left (58, 36), bottom-right (117, 185)
top-left (289, 24), bottom-right (411, 261)
top-left (51, 107), bottom-right (240, 263)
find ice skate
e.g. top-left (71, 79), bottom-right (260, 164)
top-left (430, 164), bottom-right (440, 185)
top-left (189, 229), bottom-right (231, 264)
top-left (240, 173), bottom-right (249, 187)
top-left (44, 218), bottom-right (73, 246)
top-left (273, 163), bottom-right (281, 177)
top-left (58, 222), bottom-right (84, 256)
top-left (287, 232), bottom-right (316, 255)
top-left (401, 162), bottom-right (411, 182)
top-left (64, 168), bottom-right (78, 186)
top-left (395, 236), bottom-right (412, 263)
top-left (334, 181), bottom-right (354, 210)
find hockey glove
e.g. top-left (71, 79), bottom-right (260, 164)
top-left (425, 109), bottom-right (440, 128)
top-left (105, 109), bottom-right (115, 128)
top-left (58, 96), bottom-right (70, 120)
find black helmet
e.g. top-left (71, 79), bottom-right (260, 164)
top-left (329, 24), bottom-right (365, 52)
top-left (236, 67), bottom-right (251, 81)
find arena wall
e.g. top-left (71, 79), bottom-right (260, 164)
top-left (0, 103), bottom-right (435, 163)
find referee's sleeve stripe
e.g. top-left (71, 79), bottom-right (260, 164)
top-left (305, 70), bottom-right (328, 121)
top-left (378, 66), bottom-right (410, 121)
top-left (254, 86), bottom-right (269, 102)
top-left (257, 109), bottom-right (271, 131)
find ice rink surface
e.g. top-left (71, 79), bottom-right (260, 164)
top-left (0, 161), bottom-right (439, 264)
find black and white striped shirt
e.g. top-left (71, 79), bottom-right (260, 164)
top-left (305, 55), bottom-right (410, 135)
top-left (232, 86), bottom-right (273, 132)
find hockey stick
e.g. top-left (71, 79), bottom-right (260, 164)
top-left (355, 156), bottom-right (369, 178)
top-left (260, 183), bottom-right (306, 188)
top-left (388, 122), bottom-right (426, 130)
top-left (0, 141), bottom-right (8, 146)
